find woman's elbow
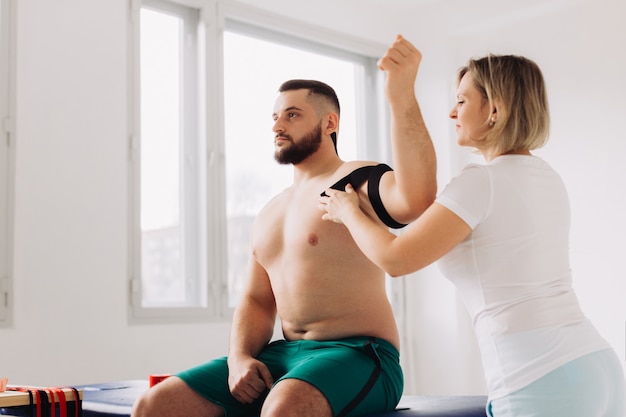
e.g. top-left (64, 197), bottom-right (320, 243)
top-left (380, 258), bottom-right (417, 278)
top-left (386, 269), bottom-right (404, 278)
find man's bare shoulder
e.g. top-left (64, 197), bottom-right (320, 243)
top-left (253, 160), bottom-right (383, 221)
top-left (339, 160), bottom-right (379, 170)
top-left (332, 160), bottom-right (380, 179)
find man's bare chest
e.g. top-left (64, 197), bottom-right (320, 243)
top-left (252, 185), bottom-right (352, 265)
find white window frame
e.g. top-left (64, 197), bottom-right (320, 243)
top-left (129, 0), bottom-right (223, 322)
top-left (0, 0), bottom-right (16, 328)
top-left (128, 0), bottom-right (389, 322)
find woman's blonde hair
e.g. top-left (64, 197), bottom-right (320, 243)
top-left (458, 54), bottom-right (550, 154)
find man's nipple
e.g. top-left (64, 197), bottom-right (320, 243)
top-left (307, 233), bottom-right (319, 246)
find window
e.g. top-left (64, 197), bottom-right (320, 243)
top-left (130, 0), bottom-right (210, 320)
top-left (130, 0), bottom-right (386, 321)
top-left (0, 0), bottom-right (15, 327)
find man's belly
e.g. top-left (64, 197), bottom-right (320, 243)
top-left (277, 300), bottom-right (400, 349)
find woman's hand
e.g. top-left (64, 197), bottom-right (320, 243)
top-left (319, 184), bottom-right (360, 224)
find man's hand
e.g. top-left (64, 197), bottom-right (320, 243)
top-left (377, 34), bottom-right (422, 106)
top-left (227, 356), bottom-right (274, 404)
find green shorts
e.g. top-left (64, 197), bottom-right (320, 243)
top-left (177, 336), bottom-right (403, 417)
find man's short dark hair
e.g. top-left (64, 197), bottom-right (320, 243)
top-left (278, 79), bottom-right (340, 116)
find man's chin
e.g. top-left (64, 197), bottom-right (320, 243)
top-left (274, 153), bottom-right (290, 165)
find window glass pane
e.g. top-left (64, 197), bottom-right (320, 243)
top-left (140, 8), bottom-right (184, 306)
top-left (223, 31), bottom-right (360, 307)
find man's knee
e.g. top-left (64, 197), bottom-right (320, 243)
top-left (261, 379), bottom-right (332, 417)
top-left (131, 376), bottom-right (223, 417)
top-left (131, 386), bottom-right (158, 417)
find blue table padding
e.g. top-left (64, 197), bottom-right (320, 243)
top-left (368, 395), bottom-right (487, 416)
top-left (78, 381), bottom-right (147, 416)
top-left (77, 380), bottom-right (487, 417)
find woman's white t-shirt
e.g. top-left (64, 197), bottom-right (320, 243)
top-left (436, 155), bottom-right (610, 400)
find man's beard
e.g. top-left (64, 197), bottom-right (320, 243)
top-left (274, 123), bottom-right (322, 165)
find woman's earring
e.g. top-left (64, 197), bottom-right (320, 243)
top-left (488, 118), bottom-right (496, 127)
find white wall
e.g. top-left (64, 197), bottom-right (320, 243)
top-left (1, 0), bottom-right (624, 397)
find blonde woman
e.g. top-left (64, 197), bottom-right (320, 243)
top-left (320, 47), bottom-right (626, 417)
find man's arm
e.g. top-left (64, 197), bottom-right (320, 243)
top-left (227, 254), bottom-right (276, 404)
top-left (377, 35), bottom-right (437, 223)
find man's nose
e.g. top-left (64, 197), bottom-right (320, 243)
top-left (272, 118), bottom-right (284, 133)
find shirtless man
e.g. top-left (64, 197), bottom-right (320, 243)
top-left (131, 35), bottom-right (436, 417)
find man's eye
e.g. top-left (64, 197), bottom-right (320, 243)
top-left (288, 112), bottom-right (297, 118)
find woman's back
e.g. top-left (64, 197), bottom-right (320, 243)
top-left (436, 154), bottom-right (610, 398)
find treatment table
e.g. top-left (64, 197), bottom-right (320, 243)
top-left (76, 380), bottom-right (488, 417)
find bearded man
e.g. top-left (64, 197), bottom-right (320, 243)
top-left (132, 35), bottom-right (436, 417)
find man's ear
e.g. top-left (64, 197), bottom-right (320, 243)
top-left (325, 112), bottom-right (339, 136)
